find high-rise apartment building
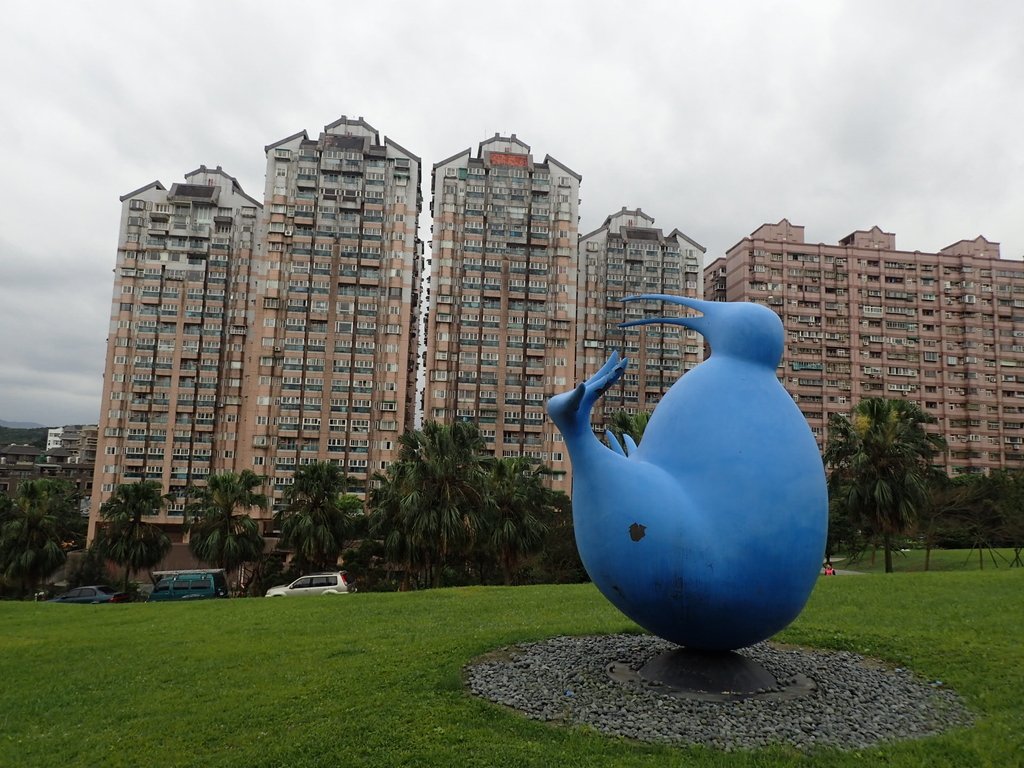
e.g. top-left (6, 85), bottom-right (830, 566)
top-left (578, 208), bottom-right (705, 427)
top-left (708, 219), bottom-right (1024, 476)
top-left (239, 117), bottom-right (422, 506)
top-left (89, 117), bottom-right (422, 542)
top-left (89, 166), bottom-right (262, 539)
top-left (424, 135), bottom-right (580, 490)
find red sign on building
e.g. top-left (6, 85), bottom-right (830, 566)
top-left (490, 152), bottom-right (529, 168)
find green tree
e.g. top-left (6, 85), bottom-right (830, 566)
top-left (824, 398), bottom-right (945, 573)
top-left (368, 421), bottom-right (491, 587)
top-left (486, 457), bottom-right (552, 585)
top-left (0, 479), bottom-right (80, 595)
top-left (530, 492), bottom-right (588, 584)
top-left (277, 462), bottom-right (362, 572)
top-left (0, 493), bottom-right (12, 526)
top-left (184, 471), bottom-right (268, 575)
top-left (66, 544), bottom-right (111, 589)
top-left (915, 475), bottom-right (982, 571)
top-left (368, 467), bottom-right (425, 590)
top-left (949, 472), bottom-right (1013, 569)
top-left (825, 494), bottom-right (864, 562)
top-left (608, 411), bottom-right (651, 449)
top-left (96, 481), bottom-right (172, 591)
top-left (992, 470), bottom-right (1024, 567)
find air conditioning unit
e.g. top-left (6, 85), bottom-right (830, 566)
top-left (284, 229), bottom-right (293, 236)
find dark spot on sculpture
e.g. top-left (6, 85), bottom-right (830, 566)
top-left (629, 523), bottom-right (646, 542)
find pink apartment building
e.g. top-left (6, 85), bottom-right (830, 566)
top-left (707, 219), bottom-right (1024, 476)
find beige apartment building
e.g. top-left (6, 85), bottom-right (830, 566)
top-left (707, 219), bottom-right (1024, 476)
top-left (46, 424), bottom-right (98, 464)
top-left (578, 208), bottom-right (705, 428)
top-left (89, 166), bottom-right (262, 539)
top-left (424, 135), bottom-right (580, 490)
top-left (238, 117), bottom-right (422, 509)
top-left (89, 117), bottom-right (422, 540)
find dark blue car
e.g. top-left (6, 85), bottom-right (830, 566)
top-left (48, 585), bottom-right (130, 604)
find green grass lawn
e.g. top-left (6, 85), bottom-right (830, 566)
top-left (1, 571), bottom-right (1021, 768)
top-left (836, 546), bottom-right (1021, 573)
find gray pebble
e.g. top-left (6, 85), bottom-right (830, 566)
top-left (464, 634), bottom-right (973, 751)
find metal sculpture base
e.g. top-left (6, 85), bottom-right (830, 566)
top-left (608, 647), bottom-right (816, 702)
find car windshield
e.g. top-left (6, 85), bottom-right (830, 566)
top-left (96, 586), bottom-right (115, 594)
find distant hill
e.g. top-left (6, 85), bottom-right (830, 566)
top-left (0, 419), bottom-right (47, 429)
top-left (0, 425), bottom-right (48, 450)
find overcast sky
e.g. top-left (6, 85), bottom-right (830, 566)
top-left (2, 1), bottom-right (1023, 427)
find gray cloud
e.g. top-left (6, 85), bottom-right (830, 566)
top-left (1, 0), bottom-right (1023, 425)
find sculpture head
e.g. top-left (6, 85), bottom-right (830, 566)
top-left (620, 295), bottom-right (784, 369)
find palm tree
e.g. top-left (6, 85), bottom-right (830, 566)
top-left (96, 481), bottom-right (172, 591)
top-left (368, 421), bottom-right (492, 587)
top-left (487, 457), bottom-right (552, 585)
top-left (0, 479), bottom-right (79, 596)
top-left (368, 465), bottom-right (426, 590)
top-left (401, 421), bottom-right (492, 585)
top-left (277, 462), bottom-right (361, 572)
top-left (184, 471), bottom-right (268, 575)
top-left (824, 397), bottom-right (945, 573)
top-left (608, 410), bottom-right (651, 449)
top-left (0, 493), bottom-right (13, 527)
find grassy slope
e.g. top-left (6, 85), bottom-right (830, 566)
top-left (0, 573), bottom-right (1021, 768)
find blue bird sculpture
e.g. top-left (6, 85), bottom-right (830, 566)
top-left (547, 295), bottom-right (827, 651)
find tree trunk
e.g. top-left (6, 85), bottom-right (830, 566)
top-left (123, 567), bottom-right (132, 594)
top-left (924, 544), bottom-right (931, 572)
top-left (979, 546), bottom-right (984, 570)
top-left (883, 531), bottom-right (894, 573)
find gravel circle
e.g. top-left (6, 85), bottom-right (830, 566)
top-left (465, 634), bottom-right (974, 751)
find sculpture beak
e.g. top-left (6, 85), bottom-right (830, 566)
top-left (618, 293), bottom-right (713, 335)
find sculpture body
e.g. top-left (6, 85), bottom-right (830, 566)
top-left (547, 296), bottom-right (827, 651)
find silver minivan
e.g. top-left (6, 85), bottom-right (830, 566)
top-left (265, 572), bottom-right (352, 597)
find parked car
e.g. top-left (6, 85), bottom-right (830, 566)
top-left (48, 585), bottom-right (130, 604)
top-left (147, 570), bottom-right (230, 602)
top-left (265, 572), bottom-right (352, 597)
